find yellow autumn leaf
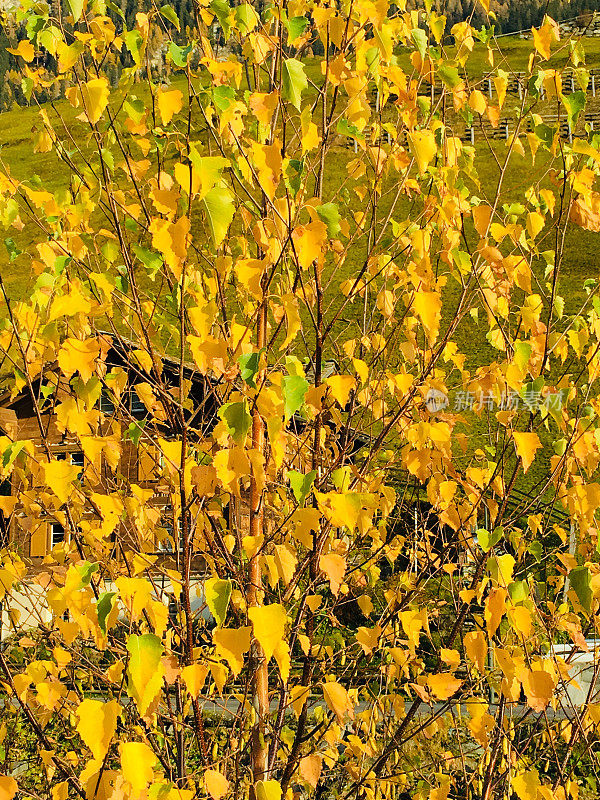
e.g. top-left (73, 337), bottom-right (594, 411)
top-left (469, 89), bottom-right (486, 115)
top-left (513, 770), bottom-right (542, 800)
top-left (76, 699), bottom-right (120, 761)
top-left (0, 776), bottom-right (17, 800)
top-left (180, 664), bottom-right (209, 698)
top-left (204, 770), bottom-right (230, 800)
top-left (413, 291), bottom-right (442, 344)
top-left (523, 669), bottom-right (555, 712)
top-left (319, 553), bottom-right (346, 596)
top-left (248, 604), bottom-right (287, 662)
top-left (526, 211), bottom-right (545, 239)
top-left (120, 741), bottom-right (156, 796)
top-left (7, 40), bottom-right (35, 62)
top-left (58, 337), bottom-right (101, 381)
top-left (509, 605), bottom-right (533, 637)
top-left (532, 23), bottom-right (552, 60)
top-left (427, 673), bottom-right (462, 700)
top-left (157, 88), bottom-right (183, 125)
top-left (463, 630), bottom-right (487, 672)
top-left (43, 460), bottom-right (81, 505)
top-left (255, 780), bottom-right (282, 800)
top-left (299, 754), bottom-right (322, 789)
top-left (408, 129), bottom-right (437, 173)
top-left (213, 626), bottom-right (251, 675)
top-left (292, 220), bottom-right (327, 269)
top-left (513, 431), bottom-right (541, 474)
top-left (326, 375), bottom-right (356, 407)
top-left (323, 681), bottom-right (355, 723)
top-left (81, 78), bottom-right (110, 124)
top-left (485, 587), bottom-right (507, 636)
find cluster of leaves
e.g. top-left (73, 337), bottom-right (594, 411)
top-left (3, 0), bottom-right (600, 799)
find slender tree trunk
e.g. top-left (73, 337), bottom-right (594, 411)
top-left (249, 283), bottom-right (269, 785)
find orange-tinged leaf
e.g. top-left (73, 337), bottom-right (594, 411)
top-left (248, 604), bottom-right (287, 662)
top-left (472, 204), bottom-right (492, 237)
top-left (205, 770), bottom-right (230, 800)
top-left (120, 741), bottom-right (156, 796)
top-left (157, 88), bottom-right (183, 124)
top-left (323, 681), bottom-right (355, 723)
top-left (485, 587), bottom-right (507, 636)
top-left (0, 776), bottom-right (17, 800)
top-left (292, 220), bottom-right (327, 269)
top-left (513, 431), bottom-right (541, 474)
top-left (299, 754), bottom-right (322, 789)
top-left (464, 630), bottom-right (487, 672)
top-left (319, 553), bottom-right (346, 596)
top-left (427, 673), bottom-right (462, 700)
top-left (76, 699), bottom-right (120, 761)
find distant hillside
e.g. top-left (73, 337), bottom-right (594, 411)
top-left (2, 0), bottom-right (600, 111)
top-left (428, 0), bottom-right (600, 34)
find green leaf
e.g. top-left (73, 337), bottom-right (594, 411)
top-left (201, 183), bottom-right (235, 247)
top-left (336, 118), bottom-right (364, 141)
top-left (125, 30), bottom-right (143, 66)
top-left (286, 15), bottom-right (308, 42)
top-left (562, 90), bottom-right (586, 127)
top-left (159, 4), bottom-right (180, 30)
top-left (213, 85), bottom-right (235, 112)
top-left (282, 58), bottom-right (308, 110)
top-left (569, 566), bottom-right (593, 613)
top-left (77, 561), bottom-right (99, 587)
top-left (239, 351), bottom-right (262, 388)
top-left (513, 341), bottom-right (532, 371)
top-left (438, 64), bottom-right (461, 88)
top-left (204, 577), bottom-right (232, 626)
top-left (124, 98), bottom-right (145, 124)
top-left (124, 421), bottom-right (145, 446)
top-left (218, 400), bottom-right (251, 444)
top-left (283, 374), bottom-right (308, 419)
top-left (316, 203), bottom-right (341, 238)
top-left (411, 28), bottom-right (427, 59)
top-left (4, 238), bottom-right (21, 262)
top-left (288, 470), bottom-right (316, 505)
top-left (528, 540), bottom-right (543, 563)
top-left (477, 527), bottom-right (503, 552)
top-left (211, 0), bottom-right (232, 38)
top-left (235, 3), bottom-right (258, 33)
top-left (169, 42), bottom-right (192, 68)
top-left (97, 591), bottom-right (116, 634)
top-left (508, 581), bottom-right (529, 603)
top-left (67, 0), bottom-right (84, 22)
top-left (133, 246), bottom-right (163, 277)
top-left (126, 634), bottom-right (164, 716)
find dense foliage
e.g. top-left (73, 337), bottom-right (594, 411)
top-left (2, 2), bottom-right (600, 800)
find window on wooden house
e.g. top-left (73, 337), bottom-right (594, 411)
top-left (50, 523), bottom-right (65, 548)
top-left (99, 388), bottom-right (116, 414)
top-left (130, 388), bottom-right (146, 416)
